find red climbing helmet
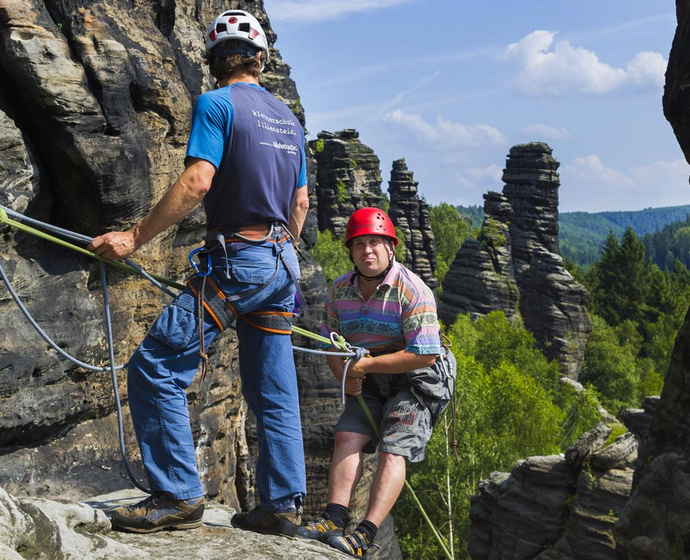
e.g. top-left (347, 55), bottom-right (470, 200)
top-left (344, 208), bottom-right (398, 247)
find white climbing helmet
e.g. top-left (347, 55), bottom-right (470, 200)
top-left (205, 10), bottom-right (269, 70)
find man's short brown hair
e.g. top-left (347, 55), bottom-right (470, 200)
top-left (203, 40), bottom-right (261, 81)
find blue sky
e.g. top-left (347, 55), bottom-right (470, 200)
top-left (262, 0), bottom-right (688, 213)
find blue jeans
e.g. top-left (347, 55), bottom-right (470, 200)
top-left (127, 239), bottom-right (306, 509)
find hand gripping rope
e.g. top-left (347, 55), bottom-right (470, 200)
top-left (0, 205), bottom-right (453, 559)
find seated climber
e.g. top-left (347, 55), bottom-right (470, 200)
top-left (298, 208), bottom-right (455, 557)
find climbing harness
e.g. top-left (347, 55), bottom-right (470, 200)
top-left (0, 205), bottom-right (454, 560)
top-left (186, 222), bottom-right (307, 380)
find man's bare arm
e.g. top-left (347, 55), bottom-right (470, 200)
top-left (88, 158), bottom-right (215, 260)
top-left (347, 350), bottom-right (436, 379)
top-left (287, 185), bottom-right (309, 242)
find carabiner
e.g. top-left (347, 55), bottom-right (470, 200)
top-left (189, 247), bottom-right (212, 277)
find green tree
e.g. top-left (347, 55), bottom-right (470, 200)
top-left (580, 315), bottom-right (643, 413)
top-left (584, 227), bottom-right (688, 386)
top-left (587, 231), bottom-right (624, 325)
top-left (430, 203), bottom-right (472, 284)
top-left (673, 226), bottom-right (690, 264)
top-left (394, 312), bottom-right (602, 559)
top-left (394, 225), bottom-right (408, 265)
top-left (470, 312), bottom-right (559, 391)
top-left (309, 229), bottom-right (351, 285)
top-left (616, 228), bottom-right (653, 324)
top-left (588, 228), bottom-right (656, 328)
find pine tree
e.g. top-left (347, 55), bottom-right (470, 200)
top-left (587, 231), bottom-right (623, 325)
top-left (616, 228), bottom-right (653, 325)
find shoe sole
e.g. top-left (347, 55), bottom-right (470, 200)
top-left (296, 529), bottom-right (344, 542)
top-left (111, 518), bottom-right (204, 534)
top-left (231, 516), bottom-right (299, 539)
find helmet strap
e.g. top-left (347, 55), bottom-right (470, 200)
top-left (353, 260), bottom-right (393, 282)
top-left (211, 41), bottom-right (259, 59)
top-left (349, 241), bottom-right (395, 282)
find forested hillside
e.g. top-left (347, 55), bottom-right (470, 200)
top-left (643, 216), bottom-right (690, 270)
top-left (457, 204), bottom-right (690, 268)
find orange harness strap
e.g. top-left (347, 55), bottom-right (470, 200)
top-left (242, 311), bottom-right (293, 335)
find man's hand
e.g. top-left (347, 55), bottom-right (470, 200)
top-left (88, 229), bottom-right (138, 260)
top-left (347, 356), bottom-right (373, 379)
top-left (343, 376), bottom-right (363, 397)
top-left (327, 352), bottom-right (366, 396)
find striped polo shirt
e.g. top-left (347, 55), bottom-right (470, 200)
top-left (321, 261), bottom-right (441, 356)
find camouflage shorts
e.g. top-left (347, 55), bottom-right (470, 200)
top-left (334, 350), bottom-right (455, 463)
top-left (334, 383), bottom-right (433, 463)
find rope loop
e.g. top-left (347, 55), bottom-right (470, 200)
top-left (340, 345), bottom-right (369, 405)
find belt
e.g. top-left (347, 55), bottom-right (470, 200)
top-left (235, 222), bottom-right (272, 239)
top-left (207, 222), bottom-right (285, 242)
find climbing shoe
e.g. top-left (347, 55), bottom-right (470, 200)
top-left (296, 516), bottom-right (344, 541)
top-left (326, 530), bottom-right (379, 558)
top-left (231, 504), bottom-right (302, 538)
top-left (109, 492), bottom-right (205, 533)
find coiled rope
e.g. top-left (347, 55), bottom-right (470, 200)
top-left (0, 205), bottom-right (453, 559)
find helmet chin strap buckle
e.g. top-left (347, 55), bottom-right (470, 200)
top-left (354, 256), bottom-right (395, 282)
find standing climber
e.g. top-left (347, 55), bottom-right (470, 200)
top-left (297, 208), bottom-right (455, 557)
top-left (89, 9), bottom-right (309, 537)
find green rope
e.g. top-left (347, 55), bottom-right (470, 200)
top-left (0, 208), bottom-right (185, 291)
top-left (355, 392), bottom-right (453, 560)
top-left (291, 324), bottom-right (345, 348)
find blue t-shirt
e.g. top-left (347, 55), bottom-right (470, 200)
top-left (186, 82), bottom-right (307, 231)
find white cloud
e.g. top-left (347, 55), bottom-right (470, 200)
top-left (520, 123), bottom-right (571, 140)
top-left (562, 155), bottom-right (634, 187)
top-left (465, 164), bottom-right (504, 184)
top-left (559, 156), bottom-right (690, 211)
top-left (264, 0), bottom-right (419, 22)
top-left (362, 71), bottom-right (441, 126)
top-left (502, 30), bottom-right (666, 96)
top-left (383, 109), bottom-right (505, 148)
top-left (629, 158), bottom-right (690, 186)
top-left (625, 51), bottom-right (668, 88)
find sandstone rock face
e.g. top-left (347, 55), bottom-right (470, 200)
top-left (519, 248), bottom-right (593, 378)
top-left (0, 487), bottom-right (350, 560)
top-left (0, 0), bottom-right (285, 510)
top-left (439, 143), bottom-right (592, 379)
top-left (469, 425), bottom-right (637, 560)
top-left (501, 143), bottom-right (561, 276)
top-left (613, 4), bottom-right (690, 557)
top-left (614, 312), bottom-right (690, 558)
top-left (387, 158), bottom-right (438, 289)
top-left (310, 129), bottom-right (386, 238)
top-left (438, 191), bottom-right (518, 324)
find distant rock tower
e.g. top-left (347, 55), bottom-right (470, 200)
top-left (387, 159), bottom-right (438, 289)
top-left (439, 142), bottom-right (592, 379)
top-left (438, 191), bottom-right (519, 322)
top-left (310, 129), bottom-right (385, 238)
top-left (502, 142), bottom-right (561, 275)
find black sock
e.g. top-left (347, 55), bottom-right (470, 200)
top-left (324, 503), bottom-right (349, 529)
top-left (357, 520), bottom-right (378, 543)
